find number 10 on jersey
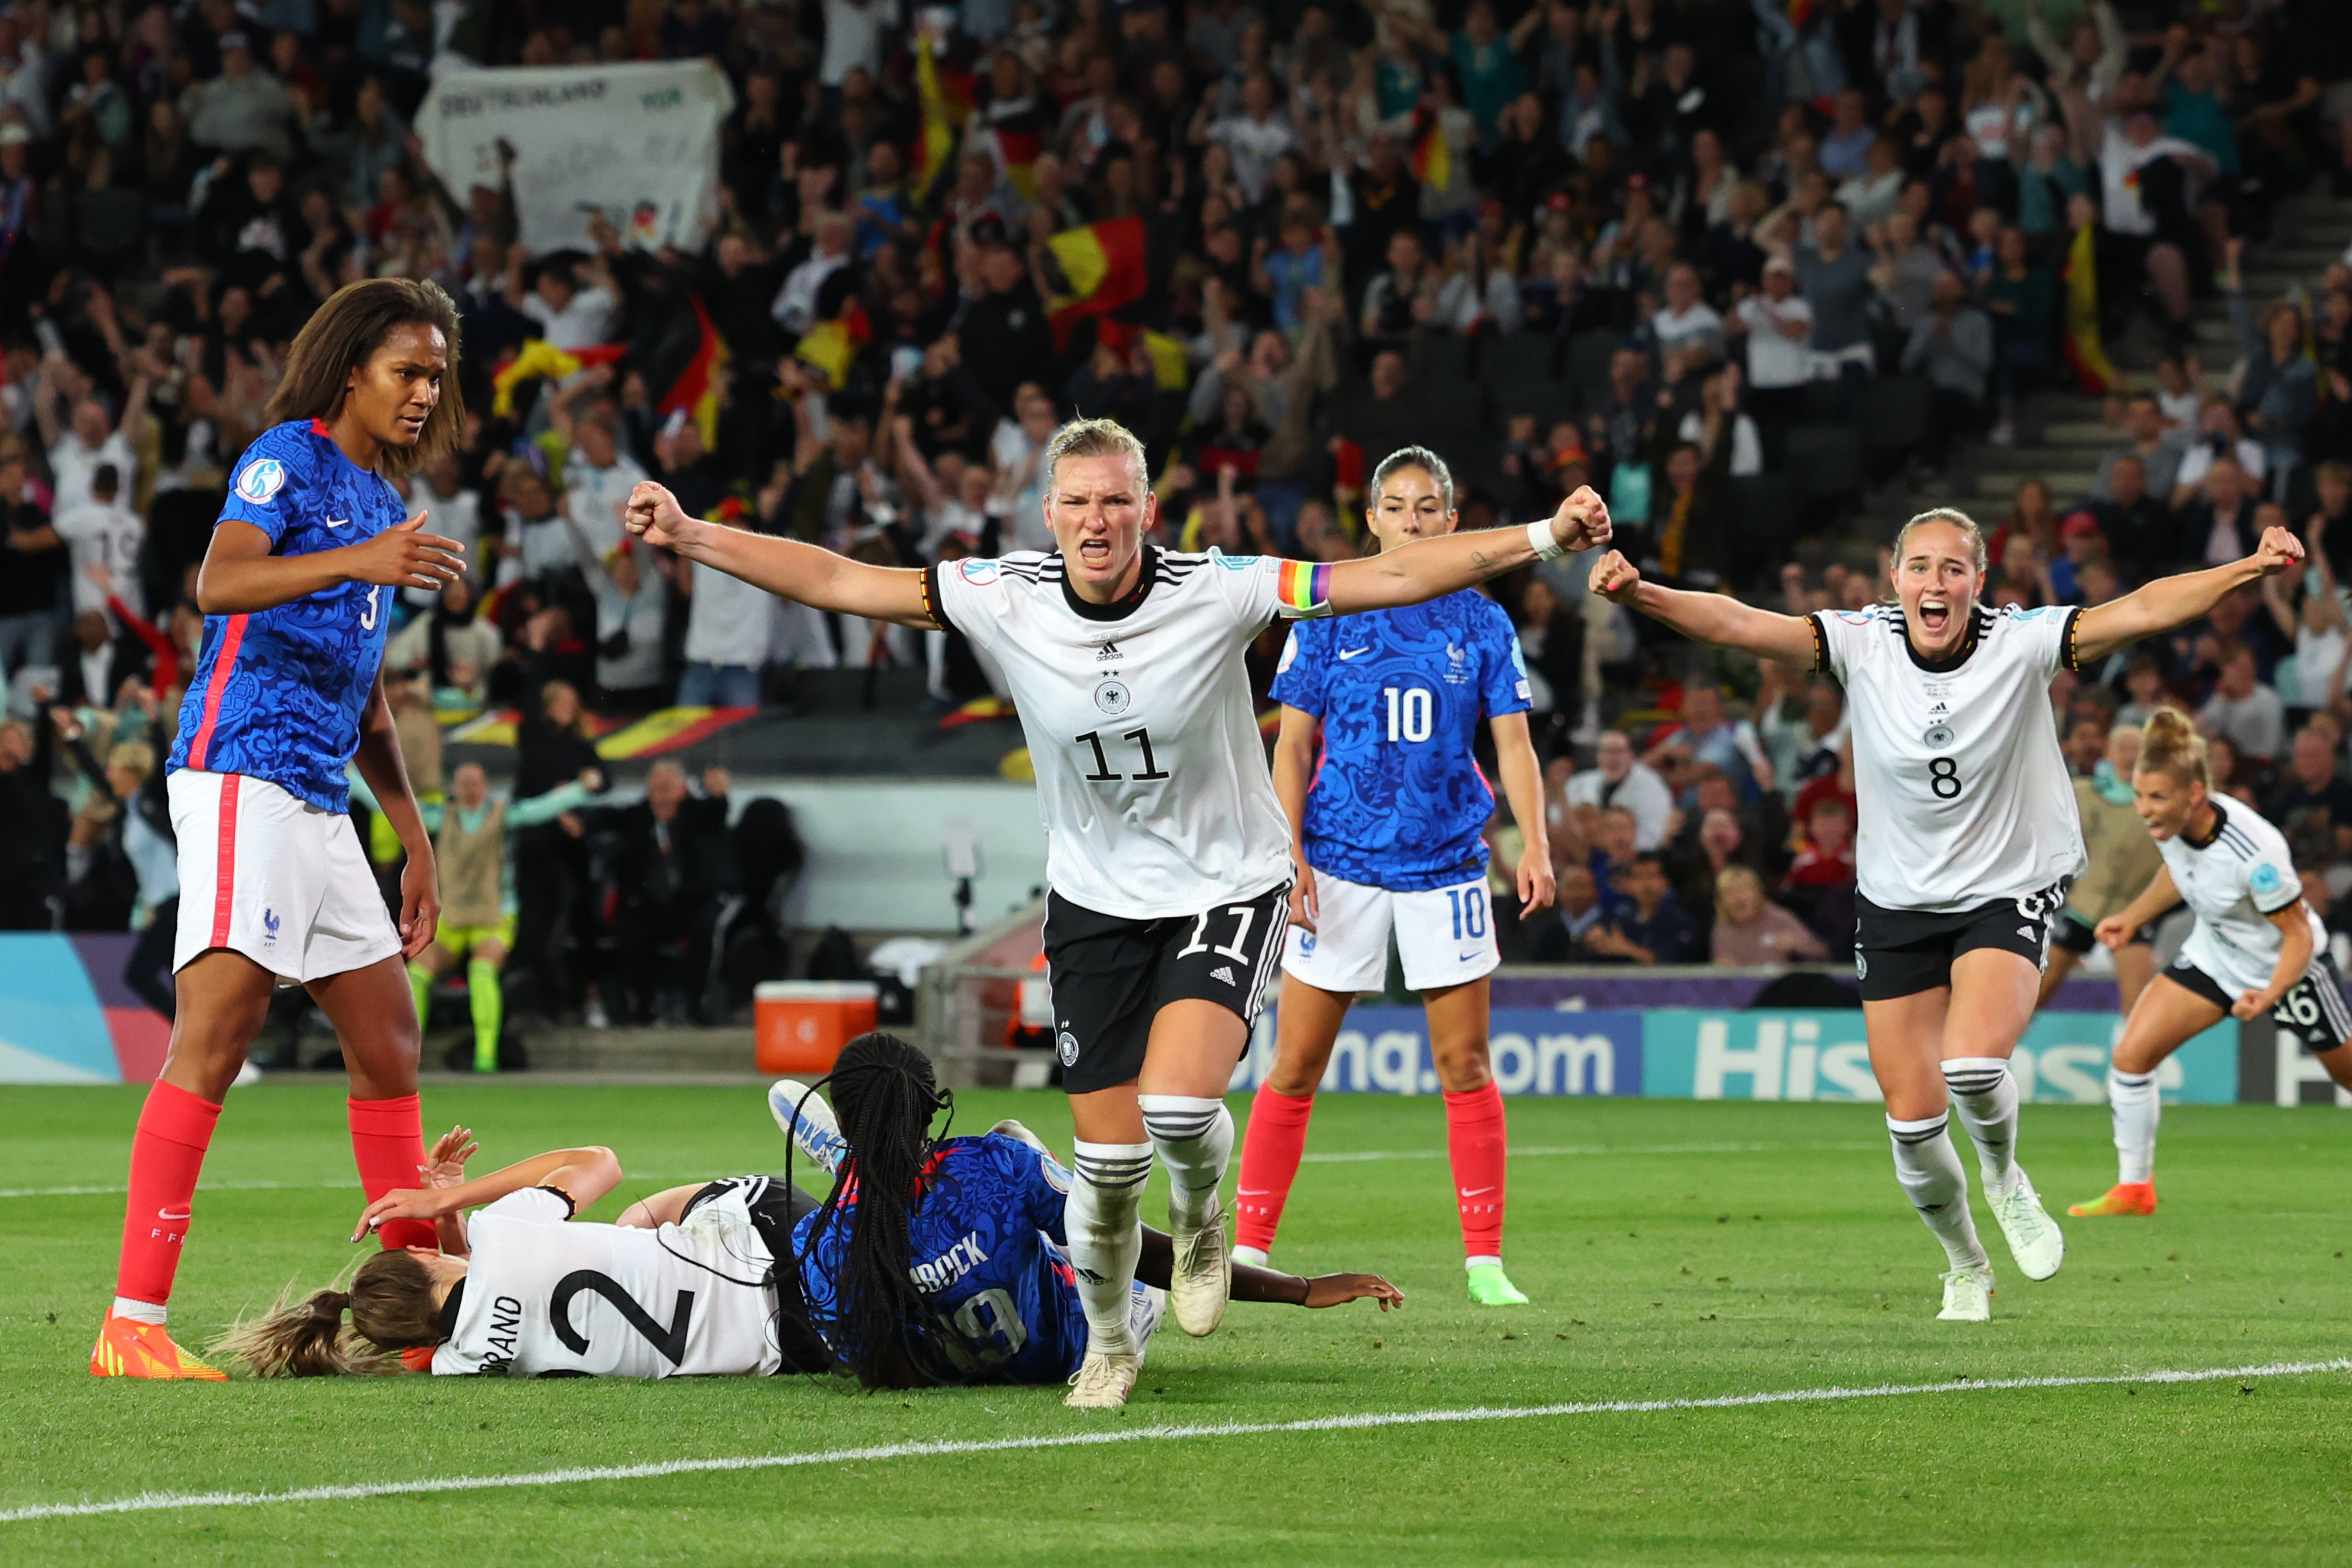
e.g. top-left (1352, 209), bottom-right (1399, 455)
top-left (1383, 686), bottom-right (1432, 743)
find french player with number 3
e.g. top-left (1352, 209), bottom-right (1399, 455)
top-left (1591, 507), bottom-right (2305, 1320)
top-left (623, 418), bottom-right (1611, 1405)
top-left (1233, 448), bottom-right (1556, 1308)
top-left (92, 281), bottom-right (473, 1381)
top-left (2066, 710), bottom-right (2352, 1221)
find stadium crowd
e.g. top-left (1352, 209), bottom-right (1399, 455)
top-left (2, 0), bottom-right (2351, 1012)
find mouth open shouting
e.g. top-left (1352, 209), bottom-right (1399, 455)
top-left (1894, 513), bottom-right (1985, 662)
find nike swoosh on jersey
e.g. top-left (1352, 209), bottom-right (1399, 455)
top-left (1338, 647), bottom-right (1371, 659)
top-left (324, 517), bottom-right (352, 529)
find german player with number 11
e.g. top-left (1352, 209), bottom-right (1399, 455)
top-left (1234, 448), bottom-right (1555, 1307)
top-left (624, 418), bottom-right (1610, 1407)
top-left (2068, 709), bottom-right (2352, 1220)
top-left (1590, 509), bottom-right (2304, 1320)
top-left (90, 279), bottom-right (471, 1379)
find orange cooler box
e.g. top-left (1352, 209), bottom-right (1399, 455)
top-left (754, 982), bottom-right (880, 1074)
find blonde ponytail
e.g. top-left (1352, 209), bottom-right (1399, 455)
top-left (2137, 707), bottom-right (2208, 789)
top-left (212, 1250), bottom-right (441, 1377)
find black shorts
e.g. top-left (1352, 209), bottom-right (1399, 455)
top-left (1041, 881), bottom-right (1290, 1095)
top-left (1852, 883), bottom-right (2067, 1002)
top-left (2164, 951), bottom-right (2352, 1052)
top-left (683, 1175), bottom-right (830, 1373)
top-left (2051, 910), bottom-right (2158, 956)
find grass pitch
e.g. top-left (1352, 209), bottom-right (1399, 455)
top-left (1, 1083), bottom-right (2348, 1566)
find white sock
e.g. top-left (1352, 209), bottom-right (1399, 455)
top-left (1941, 1056), bottom-right (2022, 1193)
top-left (2108, 1068), bottom-right (2160, 1185)
top-left (1065, 1141), bottom-right (1151, 1355)
top-left (1138, 1094), bottom-right (1234, 1231)
top-left (1888, 1112), bottom-right (1989, 1270)
top-left (111, 1296), bottom-right (167, 1325)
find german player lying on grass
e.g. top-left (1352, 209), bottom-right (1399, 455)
top-left (215, 1033), bottom-right (1398, 1381)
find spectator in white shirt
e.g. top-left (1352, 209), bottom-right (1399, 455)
top-left (1194, 70), bottom-right (1296, 205)
top-left (512, 255), bottom-right (617, 352)
top-left (772, 212), bottom-right (856, 335)
top-left (52, 464), bottom-right (145, 617)
top-left (2170, 402), bottom-right (2265, 505)
top-left (1564, 729), bottom-right (1676, 850)
top-left (2197, 644), bottom-right (2285, 767)
top-left (820, 0), bottom-right (900, 88)
top-left (2097, 105), bottom-right (2213, 342)
top-left (1650, 264), bottom-right (1725, 359)
top-left (559, 405), bottom-right (651, 561)
top-left (679, 558), bottom-right (773, 709)
top-left (503, 467), bottom-right (578, 583)
top-left (37, 359), bottom-right (146, 516)
top-left (400, 451), bottom-right (483, 606)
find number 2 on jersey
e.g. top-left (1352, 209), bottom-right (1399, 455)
top-left (550, 1270), bottom-right (695, 1365)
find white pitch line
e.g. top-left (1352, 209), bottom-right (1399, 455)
top-left (0, 1144), bottom-right (1881, 1199)
top-left (6, 1358), bottom-right (2344, 1526)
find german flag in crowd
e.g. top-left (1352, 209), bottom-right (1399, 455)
top-left (911, 36), bottom-right (973, 203)
top-left (1410, 108), bottom-right (1450, 193)
top-left (490, 340), bottom-right (628, 416)
top-left (795, 301), bottom-right (872, 388)
top-left (1044, 217), bottom-right (1149, 344)
top-left (2060, 220), bottom-right (2114, 395)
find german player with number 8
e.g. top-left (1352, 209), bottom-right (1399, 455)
top-left (623, 418), bottom-right (1611, 1405)
top-left (1590, 508), bottom-right (2305, 1320)
top-left (1233, 448), bottom-right (1555, 1308)
top-left (2068, 709), bottom-right (2352, 1220)
top-left (90, 279), bottom-right (471, 1380)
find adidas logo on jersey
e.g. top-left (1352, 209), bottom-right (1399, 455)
top-left (1929, 702), bottom-right (1948, 714)
top-left (1097, 640), bottom-right (1123, 662)
top-left (1210, 965), bottom-right (1237, 985)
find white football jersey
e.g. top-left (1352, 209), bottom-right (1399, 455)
top-left (2160, 799), bottom-right (2321, 997)
top-left (1813, 602), bottom-right (2086, 913)
top-left (432, 1187), bottom-right (783, 1379)
top-left (930, 546), bottom-right (1332, 920)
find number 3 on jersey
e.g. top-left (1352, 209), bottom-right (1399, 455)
top-left (360, 585), bottom-right (381, 631)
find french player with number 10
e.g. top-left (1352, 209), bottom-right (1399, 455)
top-left (90, 280), bottom-right (474, 1381)
top-left (624, 418), bottom-right (1612, 1407)
top-left (1590, 507), bottom-right (2305, 1321)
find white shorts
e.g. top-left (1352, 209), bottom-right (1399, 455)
top-left (169, 769), bottom-right (400, 983)
top-left (1282, 869), bottom-right (1500, 994)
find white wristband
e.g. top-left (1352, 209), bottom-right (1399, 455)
top-left (1527, 517), bottom-right (1565, 561)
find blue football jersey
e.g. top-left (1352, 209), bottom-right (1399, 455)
top-left (167, 420), bottom-right (408, 811)
top-left (1270, 589), bottom-right (1532, 891)
top-left (792, 1133), bottom-right (1089, 1385)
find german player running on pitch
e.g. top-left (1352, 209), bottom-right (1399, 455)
top-left (2068, 709), bottom-right (2352, 1220)
top-left (92, 279), bottom-right (469, 1379)
top-left (624, 418), bottom-right (1610, 1405)
top-left (1590, 508), bottom-right (2302, 1320)
top-left (1232, 447), bottom-right (1555, 1307)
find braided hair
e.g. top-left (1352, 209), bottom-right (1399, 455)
top-left (790, 1031), bottom-right (956, 1388)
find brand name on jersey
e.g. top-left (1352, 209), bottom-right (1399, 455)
top-left (910, 1231), bottom-right (993, 1292)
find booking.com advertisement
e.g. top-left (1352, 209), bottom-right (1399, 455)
top-left (1229, 1008), bottom-right (2241, 1105)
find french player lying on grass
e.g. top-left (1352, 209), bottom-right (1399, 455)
top-left (2068, 708), bottom-right (2352, 1220)
top-left (216, 1033), bottom-right (1397, 1380)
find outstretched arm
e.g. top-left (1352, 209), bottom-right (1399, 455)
top-left (1325, 489), bottom-right (1613, 614)
top-left (1588, 550), bottom-right (1819, 665)
top-left (1137, 1226), bottom-right (1404, 1309)
top-left (352, 1145), bottom-right (624, 1240)
top-left (197, 515), bottom-right (466, 614)
top-left (624, 480), bottom-right (934, 629)
top-left (2074, 527), bottom-right (2304, 665)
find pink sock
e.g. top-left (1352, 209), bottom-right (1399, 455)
top-left (1444, 1082), bottom-right (1509, 1259)
top-left (113, 1081), bottom-right (223, 1313)
top-left (1234, 1085), bottom-right (1316, 1253)
top-left (348, 1094), bottom-right (436, 1251)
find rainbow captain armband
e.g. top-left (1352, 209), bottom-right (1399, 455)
top-left (1273, 558), bottom-right (1334, 618)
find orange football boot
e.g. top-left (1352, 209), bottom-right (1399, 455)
top-left (90, 1315), bottom-right (228, 1379)
top-left (400, 1346), bottom-right (436, 1372)
top-left (2067, 1182), bottom-right (2157, 1217)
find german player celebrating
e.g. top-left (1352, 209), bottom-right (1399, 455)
top-left (1589, 509), bottom-right (2302, 1320)
top-left (92, 280), bottom-right (468, 1379)
top-left (1232, 447), bottom-right (1554, 1307)
top-left (624, 419), bottom-right (1610, 1405)
top-left (2068, 710), bottom-right (2352, 1219)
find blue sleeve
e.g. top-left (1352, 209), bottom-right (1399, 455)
top-left (991, 1135), bottom-right (1073, 1245)
top-left (1479, 600), bottom-right (1534, 718)
top-left (219, 426), bottom-right (306, 546)
top-left (1269, 616), bottom-right (1326, 716)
